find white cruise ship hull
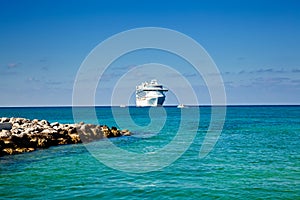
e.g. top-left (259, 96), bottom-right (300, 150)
top-left (136, 96), bottom-right (166, 107)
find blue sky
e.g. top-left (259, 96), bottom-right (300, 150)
top-left (0, 0), bottom-right (299, 106)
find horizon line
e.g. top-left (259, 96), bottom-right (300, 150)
top-left (0, 104), bottom-right (299, 108)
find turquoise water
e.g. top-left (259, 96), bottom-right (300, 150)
top-left (0, 106), bottom-right (299, 199)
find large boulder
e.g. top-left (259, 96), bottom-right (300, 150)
top-left (0, 130), bottom-right (12, 138)
top-left (111, 126), bottom-right (121, 137)
top-left (0, 122), bottom-right (12, 131)
top-left (0, 117), bottom-right (10, 123)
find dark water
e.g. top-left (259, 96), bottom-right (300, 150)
top-left (0, 106), bottom-right (299, 199)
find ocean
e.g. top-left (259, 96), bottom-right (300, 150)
top-left (0, 106), bottom-right (299, 199)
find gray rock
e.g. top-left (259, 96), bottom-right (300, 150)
top-left (0, 122), bottom-right (12, 130)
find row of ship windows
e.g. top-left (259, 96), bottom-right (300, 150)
top-left (136, 91), bottom-right (146, 97)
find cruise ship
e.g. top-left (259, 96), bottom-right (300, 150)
top-left (136, 80), bottom-right (168, 107)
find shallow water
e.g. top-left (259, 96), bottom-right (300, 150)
top-left (0, 106), bottom-right (299, 199)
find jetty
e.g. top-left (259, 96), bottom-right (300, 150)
top-left (0, 117), bottom-right (130, 156)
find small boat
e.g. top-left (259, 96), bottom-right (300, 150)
top-left (177, 104), bottom-right (185, 108)
top-left (119, 104), bottom-right (126, 108)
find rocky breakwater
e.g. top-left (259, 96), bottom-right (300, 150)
top-left (0, 117), bottom-right (131, 156)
